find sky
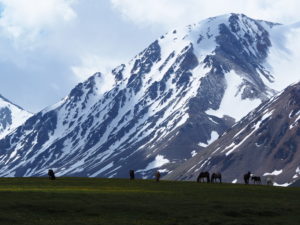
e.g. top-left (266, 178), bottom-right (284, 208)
top-left (0, 0), bottom-right (299, 112)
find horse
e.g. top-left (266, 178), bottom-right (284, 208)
top-left (266, 177), bottom-right (273, 186)
top-left (244, 171), bottom-right (251, 184)
top-left (155, 171), bottom-right (161, 182)
top-left (251, 176), bottom-right (261, 184)
top-left (48, 169), bottom-right (55, 180)
top-left (197, 172), bottom-right (210, 183)
top-left (129, 170), bottom-right (135, 180)
top-left (211, 173), bottom-right (222, 183)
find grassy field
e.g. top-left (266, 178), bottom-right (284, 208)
top-left (0, 178), bottom-right (299, 225)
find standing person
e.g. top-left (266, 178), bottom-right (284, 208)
top-left (129, 170), bottom-right (135, 180)
top-left (155, 171), bottom-right (161, 182)
top-left (244, 171), bottom-right (251, 184)
top-left (48, 169), bottom-right (56, 180)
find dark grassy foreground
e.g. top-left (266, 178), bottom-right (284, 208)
top-left (0, 178), bottom-right (299, 225)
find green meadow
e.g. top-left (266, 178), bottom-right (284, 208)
top-left (0, 177), bottom-right (299, 225)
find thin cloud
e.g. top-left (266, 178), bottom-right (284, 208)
top-left (0, 0), bottom-right (77, 46)
top-left (71, 54), bottom-right (122, 82)
top-left (111, 0), bottom-right (300, 29)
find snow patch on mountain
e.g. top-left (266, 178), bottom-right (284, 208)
top-left (232, 179), bottom-right (238, 183)
top-left (137, 155), bottom-right (170, 172)
top-left (263, 169), bottom-right (283, 176)
top-left (293, 167), bottom-right (300, 179)
top-left (273, 182), bottom-right (291, 187)
top-left (198, 131), bottom-right (219, 147)
top-left (206, 71), bottom-right (262, 121)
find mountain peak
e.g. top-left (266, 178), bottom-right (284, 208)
top-left (0, 94), bottom-right (32, 139)
top-left (0, 14), bottom-right (299, 180)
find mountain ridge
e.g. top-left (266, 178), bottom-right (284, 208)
top-left (165, 81), bottom-right (300, 186)
top-left (0, 94), bottom-right (32, 139)
top-left (0, 13), bottom-right (299, 179)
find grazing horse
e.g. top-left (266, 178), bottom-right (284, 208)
top-left (211, 173), bottom-right (222, 183)
top-left (129, 170), bottom-right (135, 180)
top-left (48, 169), bottom-right (55, 180)
top-left (244, 171), bottom-right (251, 184)
top-left (197, 172), bottom-right (210, 183)
top-left (155, 171), bottom-right (161, 182)
top-left (251, 176), bottom-right (261, 184)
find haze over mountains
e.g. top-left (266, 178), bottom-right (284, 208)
top-left (0, 14), bottom-right (299, 185)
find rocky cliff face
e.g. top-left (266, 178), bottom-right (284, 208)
top-left (165, 82), bottom-right (300, 186)
top-left (0, 14), bottom-right (299, 178)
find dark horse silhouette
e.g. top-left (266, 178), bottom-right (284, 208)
top-left (244, 171), bottom-right (251, 184)
top-left (211, 173), bottom-right (222, 183)
top-left (251, 176), bottom-right (261, 184)
top-left (129, 170), bottom-right (135, 180)
top-left (197, 172), bottom-right (210, 183)
top-left (48, 169), bottom-right (55, 180)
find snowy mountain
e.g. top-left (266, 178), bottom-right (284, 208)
top-left (165, 82), bottom-right (300, 186)
top-left (0, 13), bottom-right (300, 178)
top-left (0, 94), bottom-right (32, 139)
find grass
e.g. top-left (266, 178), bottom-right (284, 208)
top-left (0, 177), bottom-right (299, 225)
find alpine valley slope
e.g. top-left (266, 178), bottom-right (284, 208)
top-left (0, 94), bottom-right (32, 139)
top-left (0, 14), bottom-right (300, 178)
top-left (165, 82), bottom-right (300, 186)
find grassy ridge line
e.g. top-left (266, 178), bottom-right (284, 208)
top-left (0, 177), bottom-right (299, 225)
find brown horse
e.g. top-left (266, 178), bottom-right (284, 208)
top-left (197, 172), bottom-right (210, 183)
top-left (211, 173), bottom-right (222, 183)
top-left (244, 171), bottom-right (251, 184)
top-left (251, 176), bottom-right (261, 184)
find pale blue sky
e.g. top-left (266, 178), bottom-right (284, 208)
top-left (0, 0), bottom-right (163, 112)
top-left (0, 0), bottom-right (299, 112)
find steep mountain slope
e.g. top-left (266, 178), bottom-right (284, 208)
top-left (0, 94), bottom-right (32, 139)
top-left (165, 82), bottom-right (300, 186)
top-left (0, 14), bottom-right (299, 178)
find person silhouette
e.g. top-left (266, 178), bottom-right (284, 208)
top-left (155, 171), bottom-right (161, 182)
top-left (244, 171), bottom-right (251, 184)
top-left (129, 170), bottom-right (135, 180)
top-left (48, 169), bottom-right (56, 180)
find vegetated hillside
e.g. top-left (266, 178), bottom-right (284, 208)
top-left (165, 82), bottom-right (300, 186)
top-left (0, 94), bottom-right (32, 139)
top-left (0, 177), bottom-right (299, 225)
top-left (0, 14), bottom-right (300, 178)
